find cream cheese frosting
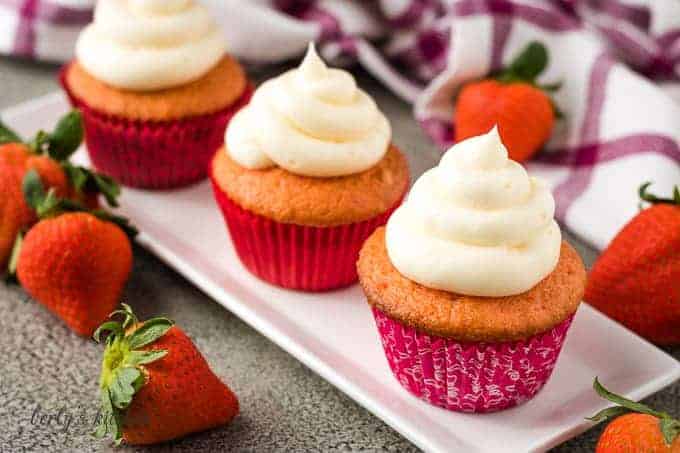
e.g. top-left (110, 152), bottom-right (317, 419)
top-left (76, 0), bottom-right (226, 91)
top-left (225, 43), bottom-right (391, 178)
top-left (386, 127), bottom-right (561, 297)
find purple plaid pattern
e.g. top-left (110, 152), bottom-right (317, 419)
top-left (271, 0), bottom-right (679, 249)
top-left (1, 0), bottom-right (679, 249)
top-left (3, 0), bottom-right (91, 59)
top-left (575, 0), bottom-right (680, 79)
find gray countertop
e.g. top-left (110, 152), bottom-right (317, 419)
top-left (0, 57), bottom-right (678, 453)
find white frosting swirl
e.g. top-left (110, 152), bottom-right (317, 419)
top-left (226, 44), bottom-right (391, 177)
top-left (76, 0), bottom-right (226, 91)
top-left (386, 127), bottom-right (561, 297)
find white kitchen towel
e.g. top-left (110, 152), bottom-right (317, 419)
top-left (2, 0), bottom-right (679, 250)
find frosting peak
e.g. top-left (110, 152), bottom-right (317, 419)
top-left (297, 44), bottom-right (357, 104)
top-left (386, 127), bottom-right (561, 297)
top-left (76, 0), bottom-right (226, 91)
top-left (226, 43), bottom-right (391, 178)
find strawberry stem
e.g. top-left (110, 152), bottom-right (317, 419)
top-left (639, 182), bottom-right (680, 206)
top-left (589, 378), bottom-right (680, 446)
top-left (93, 305), bottom-right (174, 444)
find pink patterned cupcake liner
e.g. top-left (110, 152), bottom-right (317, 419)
top-left (60, 64), bottom-right (253, 190)
top-left (371, 307), bottom-right (575, 413)
top-left (210, 175), bottom-right (405, 292)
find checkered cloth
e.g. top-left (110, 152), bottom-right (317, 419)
top-left (2, 0), bottom-right (679, 250)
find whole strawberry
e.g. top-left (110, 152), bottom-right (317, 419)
top-left (589, 378), bottom-right (680, 452)
top-left (93, 305), bottom-right (239, 445)
top-left (14, 171), bottom-right (135, 336)
top-left (454, 41), bottom-right (560, 162)
top-left (586, 183), bottom-right (680, 344)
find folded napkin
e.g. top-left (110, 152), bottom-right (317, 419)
top-left (3, 0), bottom-right (679, 250)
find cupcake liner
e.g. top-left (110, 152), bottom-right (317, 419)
top-left (210, 176), bottom-right (405, 291)
top-left (59, 64), bottom-right (253, 190)
top-left (371, 307), bottom-right (575, 413)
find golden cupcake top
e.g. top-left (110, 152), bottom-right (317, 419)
top-left (358, 228), bottom-right (585, 342)
top-left (211, 144), bottom-right (409, 227)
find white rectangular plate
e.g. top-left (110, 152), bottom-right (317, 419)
top-left (4, 93), bottom-right (679, 453)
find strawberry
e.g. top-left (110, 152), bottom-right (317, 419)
top-left (24, 154), bottom-right (70, 198)
top-left (454, 41), bottom-right (560, 162)
top-left (0, 142), bottom-right (31, 167)
top-left (0, 112), bottom-right (121, 270)
top-left (13, 171), bottom-right (135, 336)
top-left (0, 161), bottom-right (30, 269)
top-left (1, 111), bottom-right (121, 210)
top-left (93, 305), bottom-right (239, 445)
top-left (585, 183), bottom-right (680, 344)
top-left (589, 378), bottom-right (680, 452)
top-left (0, 143), bottom-right (69, 268)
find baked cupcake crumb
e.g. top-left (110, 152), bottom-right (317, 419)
top-left (358, 228), bottom-right (586, 342)
top-left (211, 145), bottom-right (410, 227)
top-left (65, 56), bottom-right (247, 121)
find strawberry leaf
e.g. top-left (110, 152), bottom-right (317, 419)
top-left (593, 378), bottom-right (668, 418)
top-left (507, 41), bottom-right (548, 82)
top-left (0, 119), bottom-right (22, 145)
top-left (62, 162), bottom-right (89, 191)
top-left (94, 388), bottom-right (122, 444)
top-left (22, 170), bottom-right (47, 211)
top-left (109, 367), bottom-right (141, 410)
top-left (538, 80), bottom-right (563, 92)
top-left (62, 162), bottom-right (121, 208)
top-left (125, 350), bottom-right (168, 367)
top-left (91, 210), bottom-right (138, 239)
top-left (22, 170), bottom-right (63, 218)
top-left (93, 321), bottom-right (124, 344)
top-left (586, 405), bottom-right (629, 423)
top-left (659, 418), bottom-right (680, 446)
top-left (589, 377), bottom-right (680, 438)
top-left (109, 303), bottom-right (138, 329)
top-left (93, 173), bottom-right (121, 207)
top-left (127, 318), bottom-right (174, 350)
top-left (639, 182), bottom-right (680, 206)
top-left (45, 110), bottom-right (83, 161)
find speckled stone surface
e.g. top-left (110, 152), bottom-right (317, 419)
top-left (0, 56), bottom-right (677, 452)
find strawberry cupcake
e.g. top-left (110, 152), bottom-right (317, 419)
top-left (60, 0), bottom-right (252, 189)
top-left (210, 44), bottom-right (409, 291)
top-left (358, 127), bottom-right (586, 413)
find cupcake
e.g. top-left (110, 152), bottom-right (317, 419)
top-left (60, 0), bottom-right (252, 189)
top-left (210, 44), bottom-right (410, 291)
top-left (357, 127), bottom-right (586, 413)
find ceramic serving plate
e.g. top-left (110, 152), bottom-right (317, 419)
top-left (4, 93), bottom-right (679, 453)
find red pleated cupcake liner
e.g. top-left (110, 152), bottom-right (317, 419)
top-left (59, 64), bottom-right (253, 190)
top-left (372, 307), bottom-right (575, 413)
top-left (210, 175), bottom-right (405, 291)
